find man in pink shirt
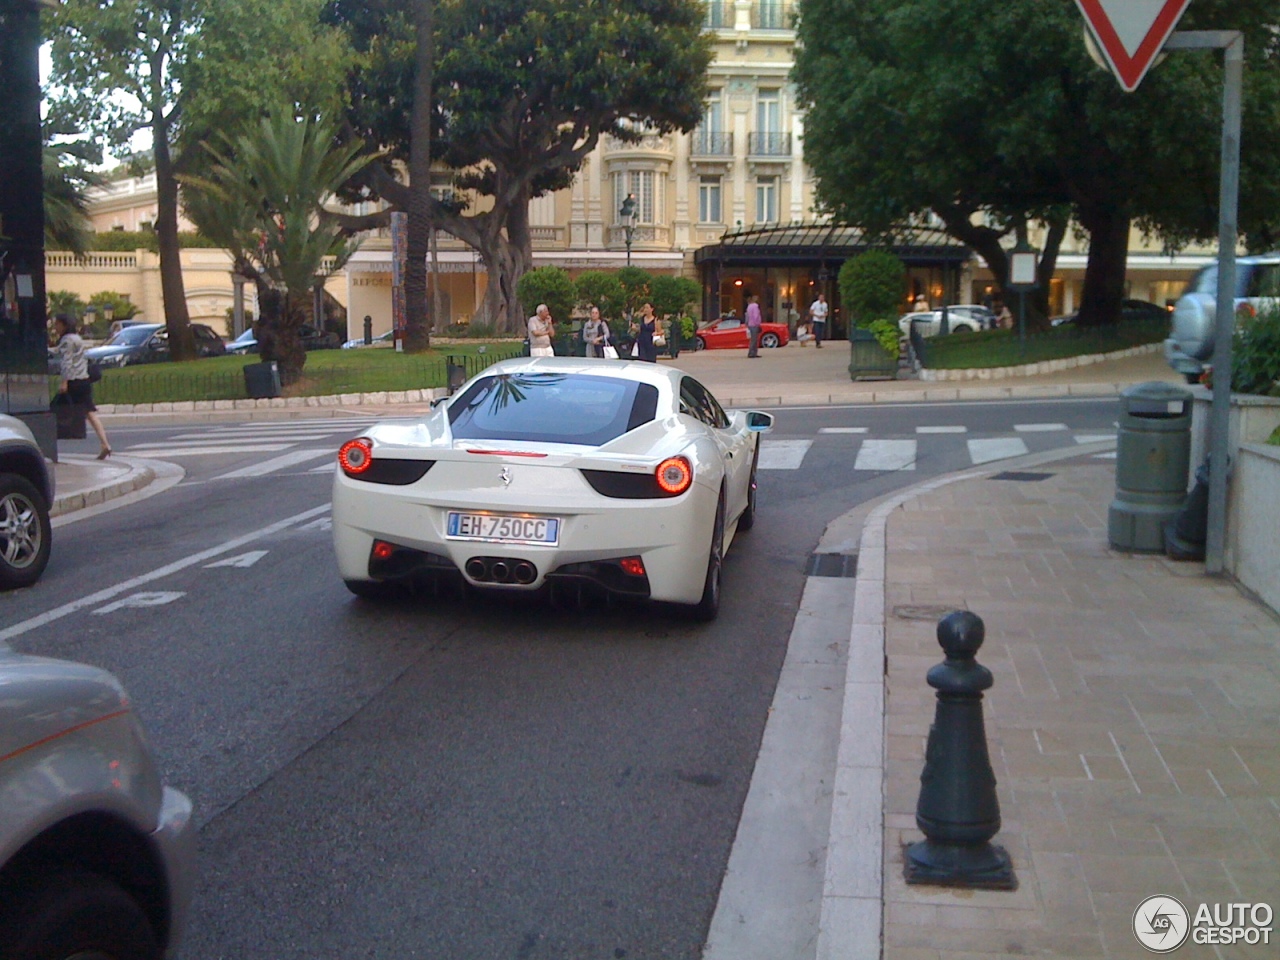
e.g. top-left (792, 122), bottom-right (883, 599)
top-left (746, 295), bottom-right (762, 358)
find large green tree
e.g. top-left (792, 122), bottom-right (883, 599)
top-left (794, 0), bottom-right (1280, 326)
top-left (45, 0), bottom-right (352, 357)
top-left (324, 0), bottom-right (713, 333)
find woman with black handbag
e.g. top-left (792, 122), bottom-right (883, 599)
top-left (54, 314), bottom-right (112, 459)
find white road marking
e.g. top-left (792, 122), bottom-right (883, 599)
top-left (916, 425), bottom-right (966, 434)
top-left (93, 591), bottom-right (185, 615)
top-left (968, 437), bottom-right (1030, 464)
top-left (223, 419), bottom-right (381, 429)
top-left (1094, 451), bottom-right (1118, 459)
top-left (1075, 433), bottom-right (1116, 444)
top-left (854, 439), bottom-right (916, 471)
top-left (1014, 422), bottom-right (1068, 432)
top-left (309, 463), bottom-right (336, 473)
top-left (297, 516), bottom-right (333, 532)
top-left (210, 449), bottom-right (336, 480)
top-left (204, 550), bottom-right (269, 569)
top-left (123, 444), bottom-right (294, 457)
top-left (758, 439), bottom-right (813, 470)
top-left (0, 504), bottom-right (331, 643)
top-left (817, 427), bottom-right (868, 434)
top-left (170, 431), bottom-right (338, 442)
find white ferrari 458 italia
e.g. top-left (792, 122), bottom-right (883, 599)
top-left (331, 357), bottom-right (773, 620)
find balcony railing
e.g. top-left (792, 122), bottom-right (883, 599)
top-left (690, 130), bottom-right (734, 156)
top-left (748, 132), bottom-right (791, 156)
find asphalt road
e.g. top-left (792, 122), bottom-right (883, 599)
top-left (0, 397), bottom-right (1120, 959)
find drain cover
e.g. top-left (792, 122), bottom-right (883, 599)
top-left (893, 604), bottom-right (964, 621)
top-left (805, 553), bottom-right (858, 578)
top-left (990, 471), bottom-right (1054, 482)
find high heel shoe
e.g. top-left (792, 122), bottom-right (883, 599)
top-left (96, 447), bottom-right (112, 460)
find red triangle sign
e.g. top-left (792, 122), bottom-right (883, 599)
top-left (1075, 0), bottom-right (1193, 92)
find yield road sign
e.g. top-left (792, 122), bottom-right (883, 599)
top-left (1075, 0), bottom-right (1193, 92)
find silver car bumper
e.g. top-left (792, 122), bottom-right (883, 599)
top-left (1164, 337), bottom-right (1203, 376)
top-left (153, 787), bottom-right (197, 957)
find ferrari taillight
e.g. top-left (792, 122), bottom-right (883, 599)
top-left (655, 456), bottom-right (693, 495)
top-left (339, 438), bottom-right (374, 476)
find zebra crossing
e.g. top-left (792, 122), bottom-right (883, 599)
top-left (760, 423), bottom-right (1115, 472)
top-left (122, 418), bottom-right (383, 480)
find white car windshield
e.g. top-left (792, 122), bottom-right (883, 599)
top-left (448, 373), bottom-right (660, 446)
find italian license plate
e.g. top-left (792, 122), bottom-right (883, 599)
top-left (446, 512), bottom-right (560, 545)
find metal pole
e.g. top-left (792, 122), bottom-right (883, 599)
top-left (1165, 31), bottom-right (1243, 575)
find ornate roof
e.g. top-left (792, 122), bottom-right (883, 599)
top-left (694, 221), bottom-right (972, 265)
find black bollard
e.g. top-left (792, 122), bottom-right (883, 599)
top-left (904, 610), bottom-right (1017, 889)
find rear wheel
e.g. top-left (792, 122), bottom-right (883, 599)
top-left (689, 496), bottom-right (724, 622)
top-left (952, 324), bottom-right (973, 334)
top-left (761, 332), bottom-right (780, 348)
top-left (0, 869), bottom-right (160, 960)
top-left (694, 336), bottom-right (707, 351)
top-left (0, 474), bottom-right (52, 589)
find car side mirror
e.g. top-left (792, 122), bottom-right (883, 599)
top-left (430, 397), bottom-right (449, 409)
top-left (746, 411), bottom-right (774, 432)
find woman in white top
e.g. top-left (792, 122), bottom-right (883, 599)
top-left (54, 314), bottom-right (112, 458)
top-left (528, 304), bottom-right (555, 357)
top-left (583, 306), bottom-right (610, 358)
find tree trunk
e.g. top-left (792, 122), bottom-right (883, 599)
top-left (403, 0), bottom-right (434, 352)
top-left (152, 118), bottom-right (196, 360)
top-left (475, 237), bottom-right (523, 333)
top-left (1031, 211), bottom-right (1068, 329)
top-left (1075, 204), bottom-right (1131, 328)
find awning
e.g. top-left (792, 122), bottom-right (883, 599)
top-left (694, 222), bottom-right (972, 266)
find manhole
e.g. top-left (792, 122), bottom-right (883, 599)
top-left (989, 471), bottom-right (1055, 482)
top-left (805, 553), bottom-right (858, 578)
top-left (893, 604), bottom-right (964, 621)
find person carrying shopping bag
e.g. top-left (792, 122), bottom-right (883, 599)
top-left (53, 313), bottom-right (112, 458)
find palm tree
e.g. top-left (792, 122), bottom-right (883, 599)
top-left (182, 109), bottom-right (374, 384)
top-left (43, 142), bottom-right (106, 257)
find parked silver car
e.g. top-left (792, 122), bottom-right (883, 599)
top-left (898, 304), bottom-right (995, 338)
top-left (0, 646), bottom-right (195, 958)
top-left (0, 414), bottom-right (53, 589)
top-left (1166, 253), bottom-right (1280, 382)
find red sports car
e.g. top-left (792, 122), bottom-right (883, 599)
top-left (693, 316), bottom-right (790, 350)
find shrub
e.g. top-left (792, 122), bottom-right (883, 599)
top-left (650, 275), bottom-right (702, 322)
top-left (575, 271), bottom-right (626, 321)
top-left (868, 318), bottom-right (901, 356)
top-left (839, 250), bottom-right (906, 327)
top-left (616, 266), bottom-right (653, 316)
top-left (1231, 305), bottom-right (1280, 397)
top-left (516, 266), bottom-right (576, 324)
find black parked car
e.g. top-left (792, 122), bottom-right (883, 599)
top-left (221, 323), bottom-right (340, 355)
top-left (85, 322), bottom-right (227, 368)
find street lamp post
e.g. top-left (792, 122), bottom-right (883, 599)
top-left (619, 192), bottom-right (637, 267)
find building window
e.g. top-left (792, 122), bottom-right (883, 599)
top-left (757, 0), bottom-right (784, 29)
top-left (755, 176), bottom-right (777, 224)
top-left (698, 177), bottom-right (722, 224)
top-left (705, 0), bottom-right (728, 29)
top-left (756, 90), bottom-right (781, 135)
top-left (614, 170), bottom-right (657, 224)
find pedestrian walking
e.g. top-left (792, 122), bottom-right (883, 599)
top-left (746, 295), bottom-right (762, 357)
top-left (808, 292), bottom-right (828, 348)
top-left (528, 304), bottom-right (555, 357)
top-left (632, 302), bottom-right (660, 362)
top-left (53, 313), bottom-right (112, 459)
top-left (583, 306), bottom-right (610, 358)
top-left (995, 300), bottom-right (1014, 330)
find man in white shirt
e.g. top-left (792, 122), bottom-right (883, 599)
top-left (809, 293), bottom-right (829, 348)
top-left (528, 304), bottom-right (555, 357)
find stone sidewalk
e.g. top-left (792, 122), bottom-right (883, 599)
top-left (876, 454), bottom-right (1280, 959)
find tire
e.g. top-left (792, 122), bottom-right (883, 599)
top-left (1185, 372), bottom-right (1201, 385)
top-left (736, 444), bottom-right (758, 532)
top-left (0, 869), bottom-right (160, 960)
top-left (0, 473), bottom-right (52, 589)
top-left (689, 495), bottom-right (724, 622)
top-left (694, 336), bottom-right (706, 351)
top-left (344, 579), bottom-right (402, 601)
top-left (952, 324), bottom-right (973, 334)
top-left (760, 333), bottom-right (780, 348)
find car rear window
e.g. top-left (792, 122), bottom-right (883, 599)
top-left (448, 373), bottom-right (659, 446)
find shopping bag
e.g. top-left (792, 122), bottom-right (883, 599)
top-left (53, 395), bottom-right (87, 440)
top-left (603, 345), bottom-right (619, 359)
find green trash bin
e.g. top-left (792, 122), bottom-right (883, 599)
top-left (848, 327), bottom-right (898, 380)
top-left (1108, 381), bottom-right (1193, 552)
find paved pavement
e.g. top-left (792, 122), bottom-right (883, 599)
top-left (50, 345), bottom-right (1280, 958)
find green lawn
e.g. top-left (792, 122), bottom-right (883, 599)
top-left (85, 341), bottom-right (527, 405)
top-left (917, 318), bottom-right (1169, 370)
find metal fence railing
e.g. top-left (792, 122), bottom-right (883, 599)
top-left (56, 347), bottom-right (526, 406)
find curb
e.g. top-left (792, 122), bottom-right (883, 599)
top-left (917, 342), bottom-right (1161, 381)
top-left (93, 386), bottom-right (450, 416)
top-left (51, 456), bottom-right (157, 518)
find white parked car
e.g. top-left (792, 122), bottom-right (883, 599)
top-left (0, 646), bottom-right (195, 958)
top-left (898, 304), bottom-right (995, 338)
top-left (331, 357), bottom-right (773, 620)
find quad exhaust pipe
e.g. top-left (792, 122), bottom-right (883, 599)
top-left (465, 557), bottom-right (537, 585)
